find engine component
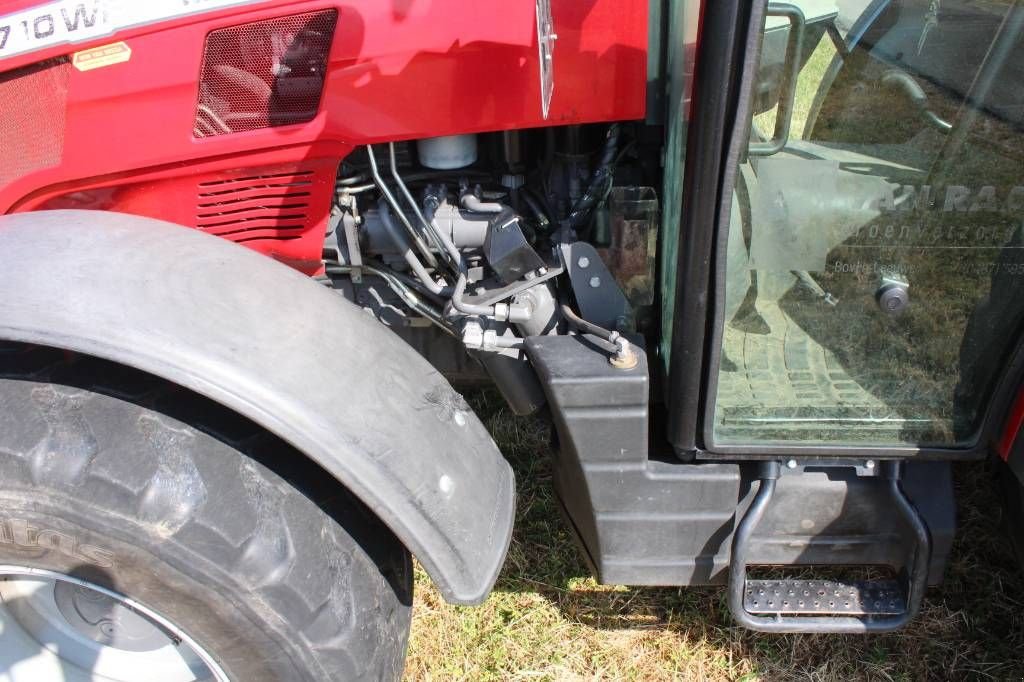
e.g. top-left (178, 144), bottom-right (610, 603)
top-left (483, 213), bottom-right (547, 284)
top-left (418, 134), bottom-right (479, 169)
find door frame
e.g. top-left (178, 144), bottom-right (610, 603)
top-left (665, 0), bottom-right (1024, 461)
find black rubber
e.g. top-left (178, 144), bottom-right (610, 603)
top-left (997, 458), bottom-right (1024, 567)
top-left (0, 343), bottom-right (413, 680)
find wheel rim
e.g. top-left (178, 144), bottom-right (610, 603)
top-left (0, 566), bottom-right (229, 682)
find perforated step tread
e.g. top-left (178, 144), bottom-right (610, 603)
top-left (744, 579), bottom-right (906, 615)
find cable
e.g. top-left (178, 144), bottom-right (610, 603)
top-left (567, 123), bottom-right (621, 229)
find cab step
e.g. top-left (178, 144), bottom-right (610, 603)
top-left (743, 579), bottom-right (906, 616)
top-left (728, 460), bottom-right (931, 633)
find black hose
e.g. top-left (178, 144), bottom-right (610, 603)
top-left (522, 188), bottom-right (552, 232)
top-left (567, 124), bottom-right (621, 229)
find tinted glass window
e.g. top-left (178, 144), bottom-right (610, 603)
top-left (712, 0), bottom-right (1024, 446)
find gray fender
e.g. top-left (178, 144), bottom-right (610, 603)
top-left (0, 210), bottom-right (514, 605)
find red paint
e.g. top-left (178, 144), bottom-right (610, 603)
top-left (996, 387), bottom-right (1024, 460)
top-left (0, 0), bottom-right (647, 270)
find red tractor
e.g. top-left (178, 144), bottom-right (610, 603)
top-left (0, 0), bottom-right (1022, 678)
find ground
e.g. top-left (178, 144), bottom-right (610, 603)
top-left (404, 391), bottom-right (1024, 681)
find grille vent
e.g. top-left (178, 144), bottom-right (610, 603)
top-left (196, 170), bottom-right (316, 242)
top-left (194, 10), bottom-right (338, 137)
top-left (0, 58), bottom-right (70, 187)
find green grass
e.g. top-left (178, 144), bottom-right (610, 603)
top-left (405, 392), bottom-right (1024, 681)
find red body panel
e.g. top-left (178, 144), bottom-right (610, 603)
top-left (0, 0), bottom-right (647, 272)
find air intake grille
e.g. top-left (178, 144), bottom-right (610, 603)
top-left (0, 59), bottom-right (70, 187)
top-left (194, 10), bottom-right (337, 137)
top-left (196, 170), bottom-right (316, 242)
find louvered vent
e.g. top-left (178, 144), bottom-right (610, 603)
top-left (196, 170), bottom-right (316, 242)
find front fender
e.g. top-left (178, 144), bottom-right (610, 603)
top-left (0, 210), bottom-right (514, 605)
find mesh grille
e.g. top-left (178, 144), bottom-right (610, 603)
top-left (194, 10), bottom-right (337, 137)
top-left (0, 59), bottom-right (70, 187)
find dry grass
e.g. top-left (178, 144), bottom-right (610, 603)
top-left (405, 392), bottom-right (1024, 681)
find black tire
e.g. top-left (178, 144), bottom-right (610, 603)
top-left (0, 344), bottom-right (413, 680)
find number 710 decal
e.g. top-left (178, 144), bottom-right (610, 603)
top-left (0, 0), bottom-right (269, 61)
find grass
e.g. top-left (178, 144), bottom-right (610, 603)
top-left (405, 391), bottom-right (1024, 680)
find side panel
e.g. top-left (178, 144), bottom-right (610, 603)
top-left (0, 210), bottom-right (515, 605)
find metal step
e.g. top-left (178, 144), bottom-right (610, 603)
top-left (727, 460), bottom-right (932, 633)
top-left (744, 579), bottom-right (906, 616)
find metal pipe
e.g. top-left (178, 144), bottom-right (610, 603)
top-left (451, 273), bottom-right (496, 316)
top-left (429, 219), bottom-right (467, 271)
top-left (385, 142), bottom-right (465, 274)
top-left (460, 193), bottom-right (504, 214)
top-left (326, 264), bottom-right (454, 335)
top-left (388, 143), bottom-right (457, 271)
top-left (377, 200), bottom-right (451, 296)
top-left (366, 145), bottom-right (439, 269)
top-left (560, 303), bottom-right (637, 368)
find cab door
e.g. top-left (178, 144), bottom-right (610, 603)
top-left (699, 0), bottom-right (1024, 455)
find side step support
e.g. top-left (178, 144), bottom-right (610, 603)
top-left (727, 460), bottom-right (932, 633)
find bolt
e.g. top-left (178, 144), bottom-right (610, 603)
top-left (589, 276), bottom-right (601, 288)
top-left (786, 459), bottom-right (798, 469)
top-left (865, 459), bottom-right (876, 470)
top-left (537, 267), bottom-right (548, 276)
top-left (577, 257), bottom-right (590, 268)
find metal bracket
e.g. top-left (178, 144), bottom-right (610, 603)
top-left (460, 259), bottom-right (563, 308)
top-left (727, 460), bottom-right (933, 633)
top-left (561, 241), bottom-right (632, 331)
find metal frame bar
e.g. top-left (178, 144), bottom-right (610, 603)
top-left (727, 461), bottom-right (932, 632)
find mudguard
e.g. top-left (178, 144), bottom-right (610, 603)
top-left (0, 210), bottom-right (515, 605)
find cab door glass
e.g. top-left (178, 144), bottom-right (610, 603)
top-left (712, 0), bottom-right (1024, 446)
